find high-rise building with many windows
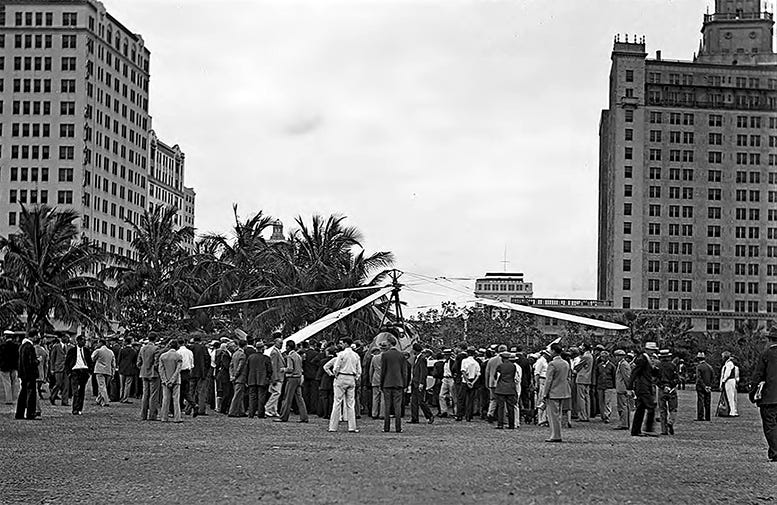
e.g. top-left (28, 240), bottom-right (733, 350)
top-left (598, 0), bottom-right (777, 332)
top-left (0, 0), bottom-right (195, 260)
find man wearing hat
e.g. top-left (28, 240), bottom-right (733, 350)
top-left (437, 349), bottom-right (455, 418)
top-left (719, 351), bottom-right (740, 417)
top-left (458, 347), bottom-right (481, 422)
top-left (656, 349), bottom-right (679, 435)
top-left (409, 344), bottom-right (434, 425)
top-left (595, 350), bottom-right (616, 423)
top-left (750, 328), bottom-right (777, 462)
top-left (628, 342), bottom-right (659, 437)
top-left (695, 352), bottom-right (714, 421)
top-left (534, 349), bottom-right (550, 426)
top-left (493, 350), bottom-right (519, 429)
top-left (574, 344), bottom-right (594, 422)
top-left (485, 345), bottom-right (507, 422)
top-left (613, 349), bottom-right (632, 430)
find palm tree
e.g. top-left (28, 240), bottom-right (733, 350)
top-left (0, 205), bottom-right (111, 332)
top-left (106, 204), bottom-right (196, 335)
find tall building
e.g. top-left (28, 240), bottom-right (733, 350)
top-left (148, 130), bottom-right (195, 251)
top-left (0, 0), bottom-right (195, 260)
top-left (598, 0), bottom-right (777, 332)
top-left (474, 272), bottom-right (533, 303)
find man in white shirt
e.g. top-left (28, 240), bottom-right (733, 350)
top-left (719, 351), bottom-right (740, 416)
top-left (459, 348), bottom-right (481, 422)
top-left (325, 336), bottom-right (362, 433)
top-left (438, 349), bottom-right (455, 418)
top-left (534, 351), bottom-right (549, 426)
top-left (177, 339), bottom-right (194, 414)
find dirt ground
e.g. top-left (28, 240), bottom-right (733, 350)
top-left (0, 389), bottom-right (774, 504)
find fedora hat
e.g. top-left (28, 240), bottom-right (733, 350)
top-left (644, 342), bottom-right (658, 351)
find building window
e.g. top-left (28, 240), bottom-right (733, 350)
top-left (706, 319), bottom-right (720, 331)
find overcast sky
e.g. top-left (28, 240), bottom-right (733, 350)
top-left (109, 0), bottom-right (715, 311)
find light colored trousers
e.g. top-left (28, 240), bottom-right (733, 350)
top-left (439, 378), bottom-right (455, 415)
top-left (598, 388), bottom-right (615, 421)
top-left (547, 399), bottom-right (564, 440)
top-left (724, 379), bottom-right (738, 416)
top-left (576, 383), bottom-right (590, 421)
top-left (1, 370), bottom-right (20, 404)
top-left (161, 383), bottom-right (182, 422)
top-left (536, 378), bottom-right (547, 424)
top-left (95, 374), bottom-right (111, 405)
top-left (265, 381), bottom-right (282, 416)
top-left (488, 388), bottom-right (497, 417)
top-left (329, 375), bottom-right (357, 431)
top-left (514, 384), bottom-right (522, 427)
top-left (616, 391), bottom-right (632, 428)
top-left (371, 386), bottom-right (383, 418)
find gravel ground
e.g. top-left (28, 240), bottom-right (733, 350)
top-left (0, 389), bottom-right (775, 505)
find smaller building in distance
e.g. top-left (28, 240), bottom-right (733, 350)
top-left (474, 272), bottom-right (533, 303)
top-left (147, 131), bottom-right (195, 252)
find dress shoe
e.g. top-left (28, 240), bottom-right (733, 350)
top-left (545, 439), bottom-right (562, 443)
top-left (272, 418), bottom-right (286, 422)
top-left (612, 427), bottom-right (629, 430)
top-left (49, 397), bottom-right (56, 405)
top-left (61, 402), bottom-right (69, 406)
top-left (298, 420), bottom-right (309, 423)
top-left (495, 425), bottom-right (504, 430)
top-left (438, 413), bottom-right (448, 418)
top-left (427, 417), bottom-right (434, 424)
top-left (328, 429), bottom-right (337, 432)
top-left (668, 425), bottom-right (674, 435)
top-left (348, 429), bottom-right (360, 433)
top-left (408, 420), bottom-right (420, 424)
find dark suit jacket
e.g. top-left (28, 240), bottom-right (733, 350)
top-left (0, 341), bottom-right (19, 372)
top-left (628, 353), bottom-right (656, 398)
top-left (64, 346), bottom-right (94, 374)
top-left (189, 342), bottom-right (211, 379)
top-left (118, 346), bottom-right (139, 376)
top-left (380, 349), bottom-right (407, 389)
top-left (751, 343), bottom-right (777, 406)
top-left (302, 348), bottom-right (321, 380)
top-left (412, 356), bottom-right (428, 386)
top-left (246, 352), bottom-right (273, 387)
top-left (695, 361), bottom-right (714, 391)
top-left (18, 341), bottom-right (39, 381)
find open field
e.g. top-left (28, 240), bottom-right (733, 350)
top-left (0, 389), bottom-right (775, 505)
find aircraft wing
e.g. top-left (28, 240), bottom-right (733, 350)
top-left (283, 286), bottom-right (394, 345)
top-left (472, 297), bottom-right (629, 331)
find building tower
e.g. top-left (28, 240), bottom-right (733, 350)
top-left (597, 3), bottom-right (777, 332)
top-left (0, 0), bottom-right (152, 261)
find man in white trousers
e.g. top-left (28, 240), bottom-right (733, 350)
top-left (325, 337), bottom-right (362, 433)
top-left (719, 351), bottom-right (739, 417)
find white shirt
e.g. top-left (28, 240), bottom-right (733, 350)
top-left (534, 355), bottom-right (548, 379)
top-left (443, 360), bottom-right (453, 378)
top-left (208, 348), bottom-right (217, 368)
top-left (178, 345), bottom-right (194, 371)
top-left (329, 347), bottom-right (362, 377)
top-left (461, 356), bottom-right (480, 382)
top-left (720, 359), bottom-right (739, 386)
top-left (73, 346), bottom-right (88, 370)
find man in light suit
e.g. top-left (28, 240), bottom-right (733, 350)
top-left (613, 349), bottom-right (632, 430)
top-left (137, 334), bottom-right (161, 421)
top-left (265, 334), bottom-right (285, 417)
top-left (228, 340), bottom-right (247, 417)
top-left (574, 344), bottom-right (593, 422)
top-left (541, 342), bottom-right (571, 443)
top-left (158, 339), bottom-right (183, 423)
top-left (91, 339), bottom-right (116, 407)
top-left (188, 334), bottom-right (211, 417)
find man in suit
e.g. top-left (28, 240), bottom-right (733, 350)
top-left (49, 334), bottom-right (71, 406)
top-left (228, 340), bottom-right (248, 417)
top-left (628, 342), bottom-right (659, 437)
top-left (574, 344), bottom-right (593, 422)
top-left (409, 344), bottom-right (434, 424)
top-left (369, 347), bottom-right (384, 419)
top-left (493, 350), bottom-right (519, 430)
top-left (265, 335), bottom-right (284, 417)
top-left (541, 342), bottom-right (571, 442)
top-left (0, 331), bottom-right (20, 405)
top-left (595, 350), bottom-right (616, 423)
top-left (719, 351), bottom-right (740, 417)
top-left (246, 340), bottom-right (273, 418)
top-left (485, 345), bottom-right (506, 422)
top-left (300, 340), bottom-right (321, 417)
top-left (64, 335), bottom-right (93, 415)
top-left (656, 349), bottom-right (679, 435)
top-left (158, 339), bottom-right (183, 423)
top-left (91, 339), bottom-right (116, 407)
top-left (276, 340), bottom-right (308, 423)
top-left (695, 352), bottom-right (714, 421)
top-left (137, 334), bottom-right (161, 421)
top-left (751, 329), bottom-right (777, 462)
top-left (15, 333), bottom-right (39, 420)
top-left (215, 340), bottom-right (233, 414)
top-left (613, 349), bottom-right (632, 430)
top-left (380, 334), bottom-right (408, 433)
top-left (188, 334), bottom-right (211, 417)
top-left (117, 337), bottom-right (138, 404)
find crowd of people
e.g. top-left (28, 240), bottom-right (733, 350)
top-left (1, 326), bottom-right (775, 461)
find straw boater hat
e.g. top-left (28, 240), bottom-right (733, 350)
top-left (696, 352), bottom-right (706, 359)
top-left (613, 349), bottom-right (626, 356)
top-left (644, 342), bottom-right (658, 351)
top-left (658, 349), bottom-right (672, 358)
